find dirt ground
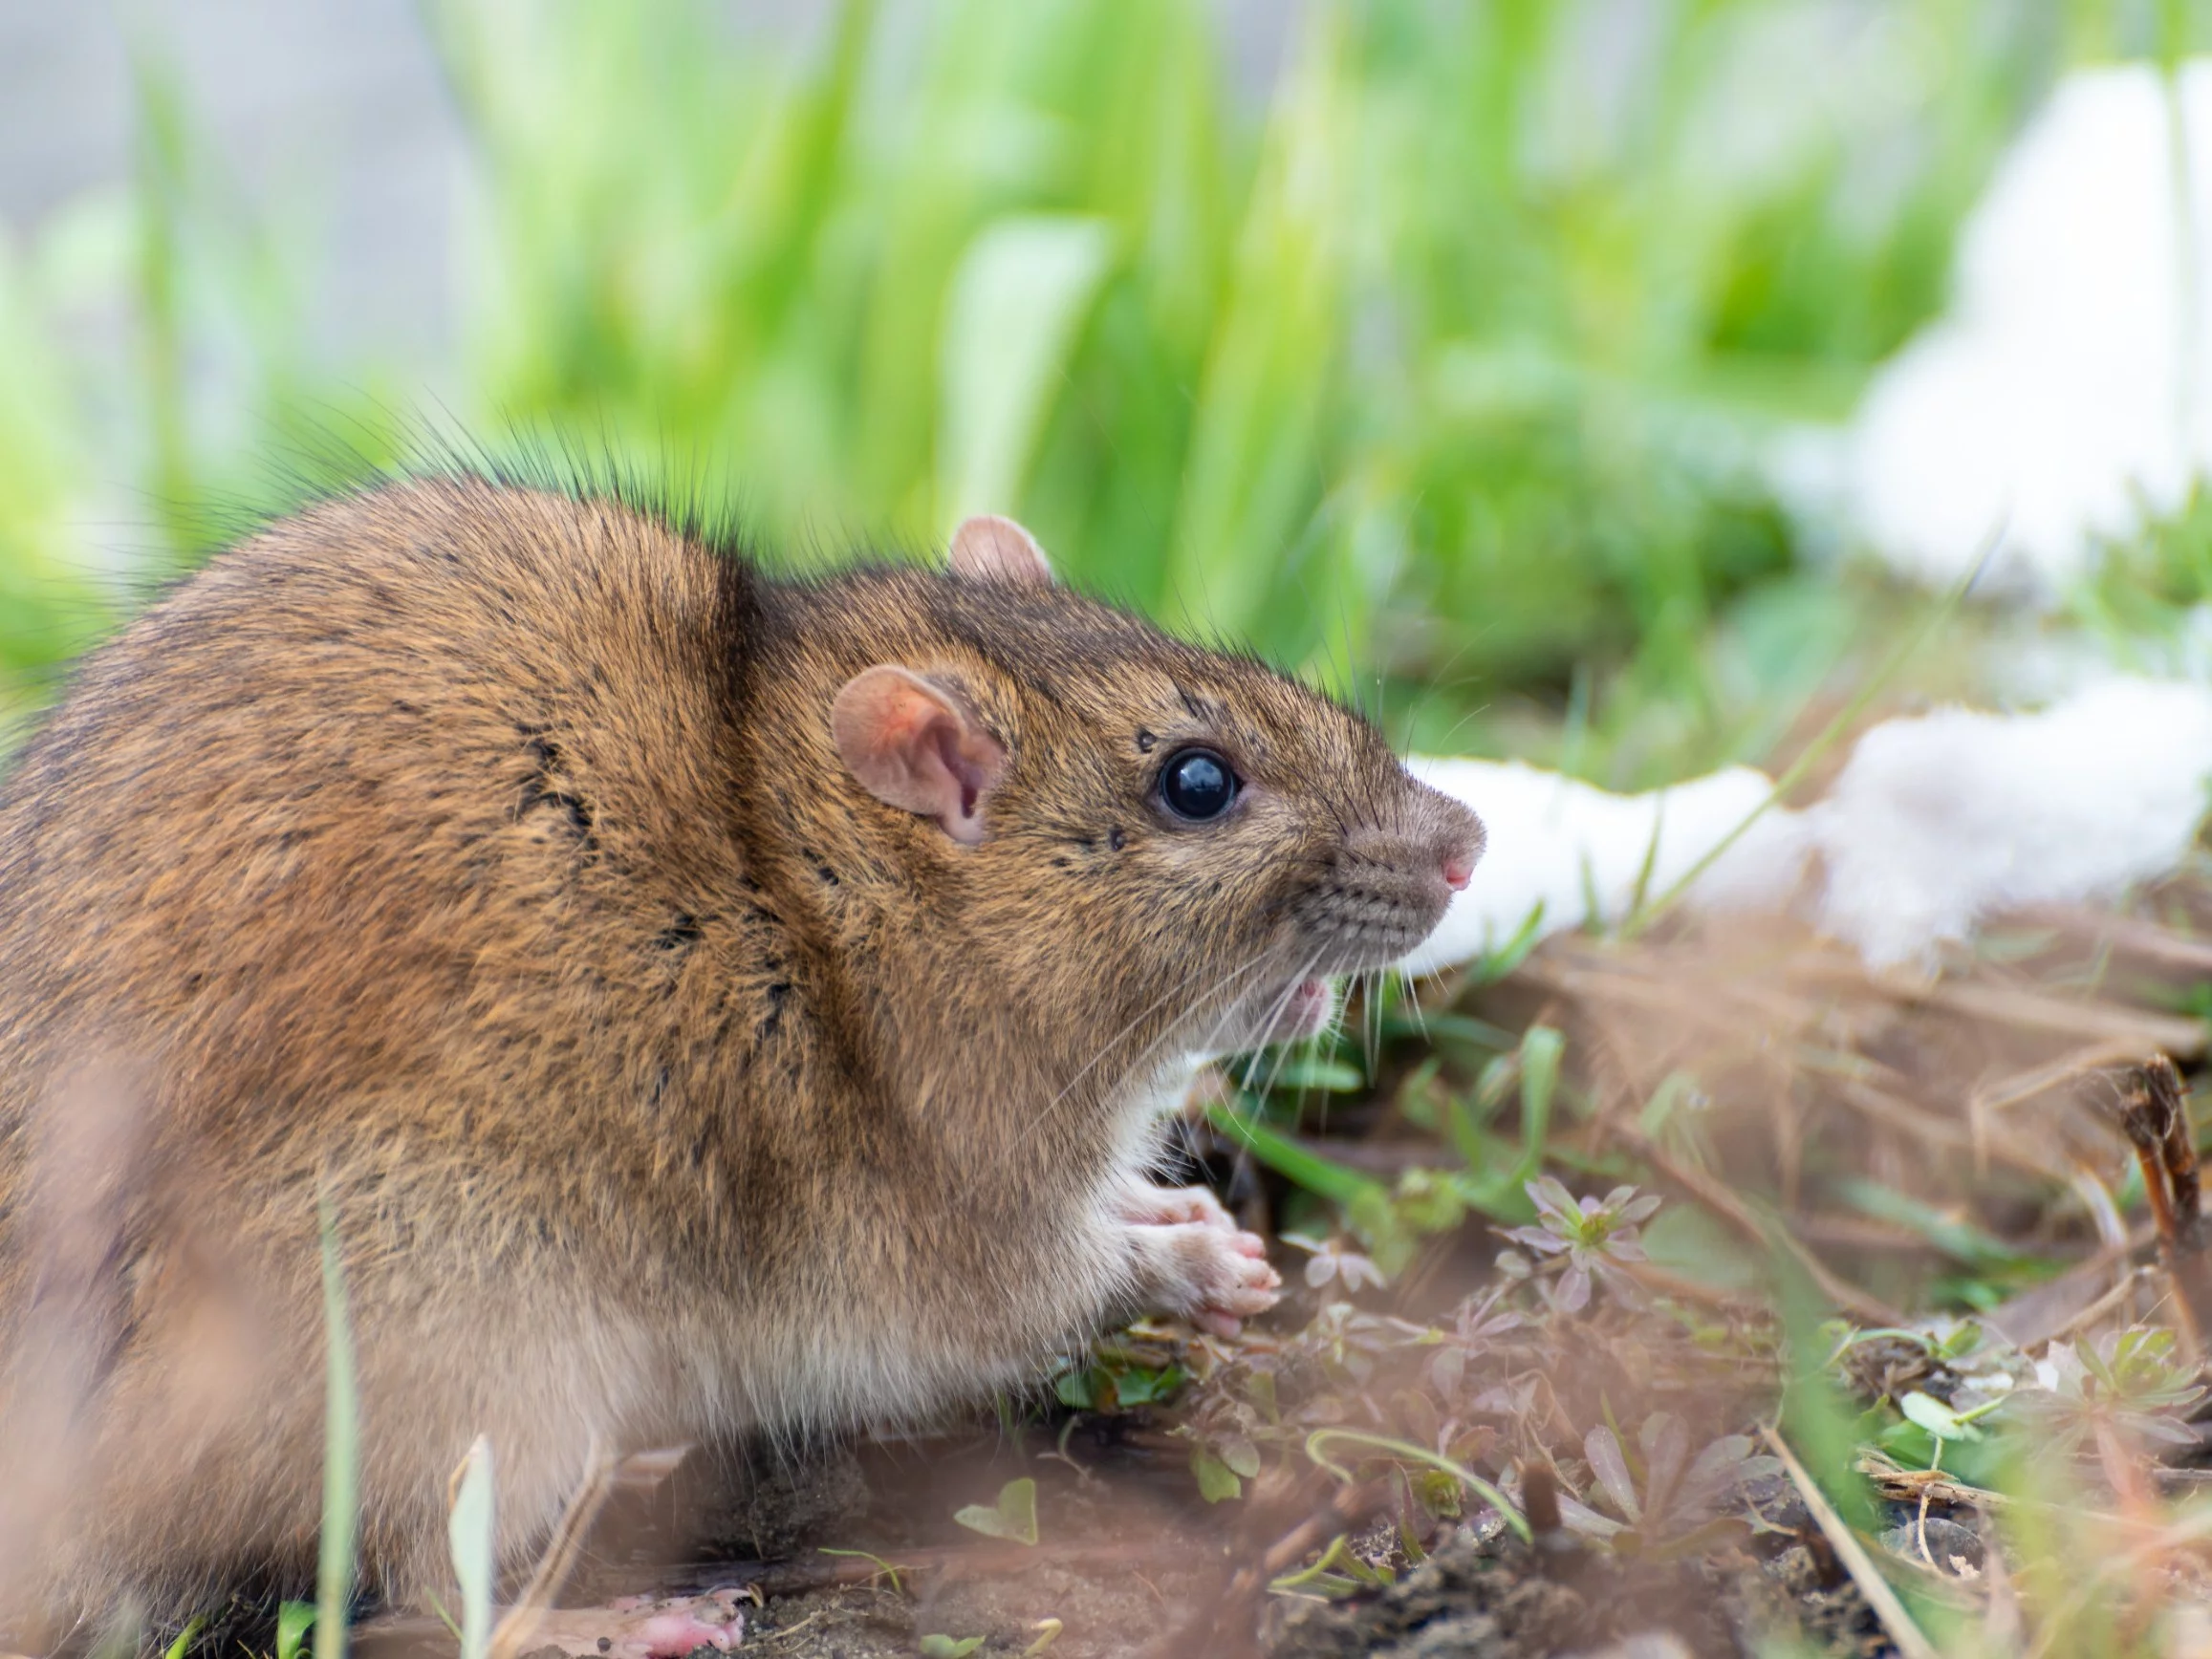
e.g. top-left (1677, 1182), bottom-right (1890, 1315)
top-left (344, 1414), bottom-right (1898, 1659)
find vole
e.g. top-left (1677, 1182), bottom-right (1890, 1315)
top-left (0, 474), bottom-right (1483, 1631)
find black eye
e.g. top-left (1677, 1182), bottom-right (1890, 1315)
top-left (1160, 748), bottom-right (1238, 821)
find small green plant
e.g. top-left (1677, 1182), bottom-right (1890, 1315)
top-left (1050, 1345), bottom-right (1185, 1411)
top-left (1282, 1233), bottom-right (1384, 1293)
top-left (952, 1477), bottom-right (1038, 1545)
top-left (1820, 1314), bottom-right (1998, 1373)
top-left (1304, 1429), bottom-right (1529, 1543)
top-left (1438, 1024), bottom-right (1564, 1219)
top-left (1421, 1282), bottom-right (1525, 1398)
top-left (2011, 1327), bottom-right (2208, 1455)
top-left (1557, 1412), bottom-right (1780, 1557)
top-left (1268, 1532), bottom-right (1395, 1598)
top-left (1190, 1435), bottom-right (1263, 1503)
top-left (1896, 1390), bottom-right (1994, 1454)
top-left (1496, 1177), bottom-right (1661, 1313)
top-left (275, 1603), bottom-right (316, 1659)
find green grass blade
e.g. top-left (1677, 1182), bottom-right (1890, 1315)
top-left (447, 1435), bottom-right (496, 1659)
top-left (938, 216), bottom-right (1116, 524)
top-left (1204, 1095), bottom-right (1378, 1208)
top-left (315, 1193), bottom-right (359, 1659)
top-left (1511, 1024), bottom-right (1563, 1188)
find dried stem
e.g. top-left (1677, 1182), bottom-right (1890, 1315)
top-left (2114, 1054), bottom-right (2212, 1357)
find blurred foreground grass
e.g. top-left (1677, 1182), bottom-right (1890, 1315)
top-left (0, 0), bottom-right (2100, 777)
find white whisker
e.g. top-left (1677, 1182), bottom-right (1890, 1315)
top-left (1010, 952), bottom-right (1278, 1158)
top-left (1397, 966), bottom-right (1432, 1041)
top-left (1248, 951), bottom-right (1329, 1101)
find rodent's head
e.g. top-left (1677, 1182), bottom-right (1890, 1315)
top-left (788, 516), bottom-right (1483, 1069)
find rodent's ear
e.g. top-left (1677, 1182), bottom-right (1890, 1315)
top-left (832, 666), bottom-right (1008, 846)
top-left (948, 515), bottom-right (1053, 587)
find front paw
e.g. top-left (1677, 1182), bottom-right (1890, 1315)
top-left (1118, 1192), bottom-right (1281, 1337)
top-left (1113, 1180), bottom-right (1238, 1232)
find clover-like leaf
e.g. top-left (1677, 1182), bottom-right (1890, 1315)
top-left (1191, 1450), bottom-right (1243, 1503)
top-left (1220, 1436), bottom-right (1263, 1479)
top-left (275, 1605), bottom-right (315, 1659)
top-left (1901, 1390), bottom-right (1983, 1444)
top-left (954, 1476), bottom-right (1039, 1544)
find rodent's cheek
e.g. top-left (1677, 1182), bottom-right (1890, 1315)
top-left (1150, 842), bottom-right (1294, 937)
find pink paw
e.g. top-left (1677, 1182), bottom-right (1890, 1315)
top-left (1117, 1183), bottom-right (1280, 1337)
top-left (1114, 1181), bottom-right (1236, 1231)
top-left (523, 1588), bottom-right (746, 1658)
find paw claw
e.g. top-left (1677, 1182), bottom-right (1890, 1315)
top-left (1117, 1190), bottom-right (1282, 1333)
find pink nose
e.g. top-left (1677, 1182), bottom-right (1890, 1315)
top-left (1442, 851), bottom-right (1474, 891)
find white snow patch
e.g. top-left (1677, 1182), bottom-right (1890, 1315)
top-left (1396, 760), bottom-right (1809, 977)
top-left (1848, 61), bottom-right (2212, 595)
top-left (1808, 678), bottom-right (2212, 965)
top-left (1400, 679), bottom-right (2212, 976)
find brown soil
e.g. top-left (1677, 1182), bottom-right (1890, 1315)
top-left (349, 1421), bottom-right (1902, 1659)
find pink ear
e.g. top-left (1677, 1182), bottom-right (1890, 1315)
top-left (832, 667), bottom-right (1008, 845)
top-left (948, 515), bottom-right (1053, 587)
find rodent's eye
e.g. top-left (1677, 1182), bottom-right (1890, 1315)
top-left (1159, 748), bottom-right (1238, 822)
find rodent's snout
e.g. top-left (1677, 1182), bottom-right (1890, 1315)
top-left (1291, 790), bottom-right (1486, 971)
top-left (1439, 808), bottom-right (1484, 893)
top-left (1417, 785), bottom-right (1487, 900)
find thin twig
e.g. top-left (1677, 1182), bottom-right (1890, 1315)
top-left (2114, 1055), bottom-right (2212, 1357)
top-left (2046, 1266), bottom-right (2157, 1348)
top-left (1616, 1124), bottom-right (1902, 1325)
top-left (489, 1437), bottom-right (617, 1659)
top-left (2148, 1056), bottom-right (2204, 1248)
top-left (1970, 1039), bottom-right (2158, 1120)
top-left (2028, 908), bottom-right (2212, 975)
top-left (1764, 1426), bottom-right (1941, 1659)
top-left (1857, 1457), bottom-right (2191, 1538)
top-left (1910, 981), bottom-right (2203, 1059)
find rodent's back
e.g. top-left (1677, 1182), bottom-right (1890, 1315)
top-left (0, 478), bottom-right (761, 1280)
top-left (0, 478), bottom-right (815, 1613)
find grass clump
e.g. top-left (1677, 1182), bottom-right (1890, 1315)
top-left (0, 0), bottom-right (2070, 780)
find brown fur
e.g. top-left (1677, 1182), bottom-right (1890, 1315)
top-left (0, 475), bottom-right (1480, 1627)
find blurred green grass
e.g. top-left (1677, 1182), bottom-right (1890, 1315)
top-left (0, 0), bottom-right (2154, 776)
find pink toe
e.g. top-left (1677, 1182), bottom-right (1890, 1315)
top-left (636, 1613), bottom-right (737, 1656)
